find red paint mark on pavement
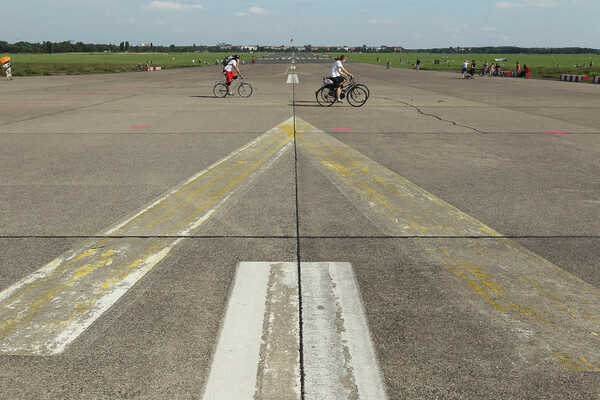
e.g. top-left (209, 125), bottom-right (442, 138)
top-left (546, 130), bottom-right (569, 134)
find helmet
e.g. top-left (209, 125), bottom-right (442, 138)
top-left (234, 55), bottom-right (240, 59)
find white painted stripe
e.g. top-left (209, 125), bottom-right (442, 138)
top-left (287, 74), bottom-right (299, 84)
top-left (302, 262), bottom-right (388, 400)
top-left (202, 262), bottom-right (387, 400)
top-left (202, 262), bottom-right (300, 400)
top-left (328, 263), bottom-right (389, 400)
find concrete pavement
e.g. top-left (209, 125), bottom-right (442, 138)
top-left (1, 57), bottom-right (599, 399)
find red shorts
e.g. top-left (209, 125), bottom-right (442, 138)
top-left (224, 70), bottom-right (236, 83)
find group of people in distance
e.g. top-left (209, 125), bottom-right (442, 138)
top-left (462, 59), bottom-right (529, 78)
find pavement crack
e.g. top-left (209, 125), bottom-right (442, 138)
top-left (384, 97), bottom-right (488, 134)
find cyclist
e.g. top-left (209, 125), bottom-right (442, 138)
top-left (329, 55), bottom-right (353, 103)
top-left (223, 55), bottom-right (243, 96)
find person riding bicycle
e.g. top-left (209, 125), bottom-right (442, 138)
top-left (329, 55), bottom-right (353, 103)
top-left (223, 55), bottom-right (243, 96)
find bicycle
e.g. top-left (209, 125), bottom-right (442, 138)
top-left (213, 77), bottom-right (253, 98)
top-left (316, 77), bottom-right (369, 107)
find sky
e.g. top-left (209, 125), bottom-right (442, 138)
top-left (2, 0), bottom-right (599, 48)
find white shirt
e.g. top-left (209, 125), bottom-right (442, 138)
top-left (462, 61), bottom-right (469, 69)
top-left (224, 59), bottom-right (237, 72)
top-left (329, 60), bottom-right (343, 78)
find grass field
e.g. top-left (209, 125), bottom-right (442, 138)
top-left (332, 53), bottom-right (599, 79)
top-left (0, 52), bottom-right (265, 76)
top-left (0, 51), bottom-right (598, 80)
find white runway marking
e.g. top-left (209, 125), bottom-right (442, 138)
top-left (302, 262), bottom-right (388, 400)
top-left (202, 262), bottom-right (300, 400)
top-left (202, 262), bottom-right (387, 400)
top-left (287, 73), bottom-right (299, 84)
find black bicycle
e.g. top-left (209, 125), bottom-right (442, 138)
top-left (213, 77), bottom-right (253, 98)
top-left (316, 77), bottom-right (369, 107)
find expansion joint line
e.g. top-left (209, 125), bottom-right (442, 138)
top-left (384, 97), bottom-right (488, 134)
top-left (291, 66), bottom-right (306, 400)
top-left (2, 235), bottom-right (599, 240)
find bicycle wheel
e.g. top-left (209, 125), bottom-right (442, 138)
top-left (238, 82), bottom-right (253, 97)
top-left (316, 87), bottom-right (335, 107)
top-left (347, 86), bottom-right (368, 107)
top-left (356, 83), bottom-right (370, 99)
top-left (213, 83), bottom-right (228, 98)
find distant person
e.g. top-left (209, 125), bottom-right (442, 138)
top-left (483, 61), bottom-right (489, 76)
top-left (462, 59), bottom-right (469, 78)
top-left (329, 55), bottom-right (353, 103)
top-left (495, 63), bottom-right (501, 76)
top-left (489, 63), bottom-right (495, 76)
top-left (3, 61), bottom-right (12, 80)
top-left (516, 62), bottom-right (521, 73)
top-left (415, 59), bottom-right (421, 71)
top-left (519, 64), bottom-right (530, 77)
top-left (386, 60), bottom-right (390, 69)
top-left (223, 55), bottom-right (242, 96)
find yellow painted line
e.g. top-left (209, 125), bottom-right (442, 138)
top-left (295, 117), bottom-right (600, 371)
top-left (0, 118), bottom-right (295, 355)
top-left (296, 119), bottom-right (500, 237)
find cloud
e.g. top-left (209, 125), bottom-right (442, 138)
top-left (494, 2), bottom-right (523, 8)
top-left (494, 0), bottom-right (557, 8)
top-left (236, 6), bottom-right (278, 16)
top-left (447, 24), bottom-right (469, 32)
top-left (530, 0), bottom-right (558, 7)
top-left (145, 1), bottom-right (203, 11)
top-left (366, 19), bottom-right (395, 24)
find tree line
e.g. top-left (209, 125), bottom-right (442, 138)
top-left (0, 40), bottom-right (240, 54)
top-left (412, 46), bottom-right (599, 54)
top-left (1, 41), bottom-right (598, 55)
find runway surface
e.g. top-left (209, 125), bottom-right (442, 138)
top-left (1, 55), bottom-right (599, 399)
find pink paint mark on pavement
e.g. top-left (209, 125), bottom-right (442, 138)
top-left (546, 130), bottom-right (569, 134)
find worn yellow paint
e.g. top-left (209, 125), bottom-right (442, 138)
top-left (551, 352), bottom-right (600, 372)
top-left (123, 126), bottom-right (293, 235)
top-left (293, 118), bottom-right (600, 372)
top-left (298, 124), bottom-right (502, 237)
top-left (71, 248), bottom-right (98, 262)
top-left (0, 119), bottom-right (295, 355)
